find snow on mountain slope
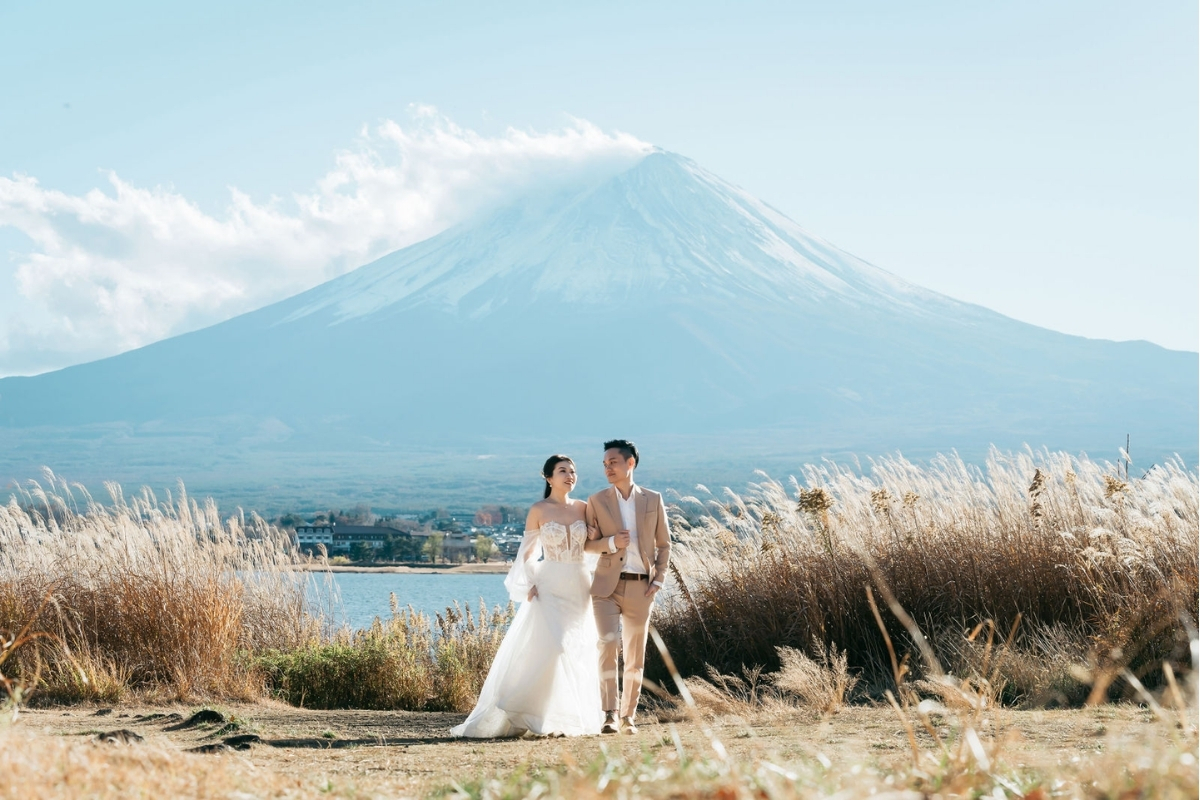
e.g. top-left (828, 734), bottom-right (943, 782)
top-left (0, 148), bottom-right (1194, 495)
top-left (279, 151), bottom-right (949, 324)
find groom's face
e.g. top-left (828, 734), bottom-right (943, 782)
top-left (603, 448), bottom-right (635, 485)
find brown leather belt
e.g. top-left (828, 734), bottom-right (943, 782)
top-left (619, 572), bottom-right (649, 581)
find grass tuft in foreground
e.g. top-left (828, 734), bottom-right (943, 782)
top-left (444, 626), bottom-right (1199, 800)
top-left (441, 728), bottom-right (1198, 800)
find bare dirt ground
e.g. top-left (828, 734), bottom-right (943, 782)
top-left (15, 701), bottom-right (1171, 798)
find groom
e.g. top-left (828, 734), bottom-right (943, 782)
top-left (584, 439), bottom-right (671, 735)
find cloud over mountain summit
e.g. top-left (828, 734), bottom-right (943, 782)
top-left (0, 107), bottom-right (649, 376)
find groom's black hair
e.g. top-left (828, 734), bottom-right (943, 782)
top-left (603, 439), bottom-right (639, 467)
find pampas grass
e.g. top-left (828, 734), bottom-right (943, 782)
top-left (0, 470), bottom-right (314, 702)
top-left (657, 448), bottom-right (1197, 703)
top-left (770, 641), bottom-right (858, 713)
top-left (3, 445), bottom-right (1195, 715)
top-left (0, 469), bottom-right (516, 710)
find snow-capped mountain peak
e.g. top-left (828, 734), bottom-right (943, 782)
top-left (280, 151), bottom-right (941, 325)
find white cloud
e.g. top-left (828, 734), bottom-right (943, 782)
top-left (0, 107), bottom-right (651, 376)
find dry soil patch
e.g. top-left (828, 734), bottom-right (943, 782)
top-left (16, 702), bottom-right (1171, 797)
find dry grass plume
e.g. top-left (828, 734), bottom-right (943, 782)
top-left (657, 448), bottom-right (1197, 705)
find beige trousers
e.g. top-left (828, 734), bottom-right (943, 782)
top-left (593, 577), bottom-right (655, 719)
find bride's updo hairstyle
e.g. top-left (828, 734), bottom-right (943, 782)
top-left (542, 454), bottom-right (574, 499)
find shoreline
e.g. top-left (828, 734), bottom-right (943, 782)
top-left (293, 562), bottom-right (510, 575)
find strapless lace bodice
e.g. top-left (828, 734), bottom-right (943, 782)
top-left (504, 519), bottom-right (594, 605)
top-left (537, 520), bottom-right (588, 563)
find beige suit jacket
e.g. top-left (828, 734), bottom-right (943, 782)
top-left (585, 485), bottom-right (671, 598)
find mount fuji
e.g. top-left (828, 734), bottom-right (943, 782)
top-left (0, 151), bottom-right (1195, 508)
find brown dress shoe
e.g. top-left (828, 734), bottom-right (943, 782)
top-left (620, 716), bottom-right (638, 734)
top-left (601, 712), bottom-right (619, 734)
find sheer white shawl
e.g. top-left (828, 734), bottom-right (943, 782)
top-left (502, 523), bottom-right (598, 603)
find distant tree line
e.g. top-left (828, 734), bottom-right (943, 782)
top-left (276, 504), bottom-right (526, 532)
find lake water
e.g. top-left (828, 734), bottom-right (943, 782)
top-left (329, 572), bottom-right (510, 630)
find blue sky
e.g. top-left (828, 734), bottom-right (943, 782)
top-left (0, 1), bottom-right (1196, 375)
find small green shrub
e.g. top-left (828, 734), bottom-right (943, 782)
top-left (256, 598), bottom-right (511, 711)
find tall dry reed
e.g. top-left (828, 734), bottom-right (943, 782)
top-left (0, 470), bottom-right (316, 702)
top-left (0, 470), bottom-right (512, 709)
top-left (657, 449), bottom-right (1197, 704)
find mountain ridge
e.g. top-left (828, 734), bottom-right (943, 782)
top-left (0, 149), bottom-right (1194, 506)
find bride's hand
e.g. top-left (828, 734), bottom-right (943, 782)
top-left (527, 585), bottom-right (538, 601)
top-left (586, 524), bottom-right (601, 540)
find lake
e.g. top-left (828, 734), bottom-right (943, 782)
top-left (328, 572), bottom-right (511, 630)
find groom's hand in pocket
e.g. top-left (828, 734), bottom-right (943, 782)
top-left (644, 583), bottom-right (661, 598)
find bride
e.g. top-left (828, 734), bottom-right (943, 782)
top-left (451, 454), bottom-right (603, 737)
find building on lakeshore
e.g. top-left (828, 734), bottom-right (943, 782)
top-left (294, 524), bottom-right (334, 552)
top-left (409, 528), bottom-right (475, 561)
top-left (294, 523), bottom-right (476, 561)
top-left (295, 524), bottom-right (403, 554)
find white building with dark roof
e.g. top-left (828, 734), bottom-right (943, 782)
top-left (295, 524), bottom-right (401, 553)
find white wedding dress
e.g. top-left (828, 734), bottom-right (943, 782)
top-left (452, 520), bottom-right (603, 738)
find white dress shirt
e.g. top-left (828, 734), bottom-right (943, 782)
top-left (615, 485), bottom-right (646, 574)
top-left (608, 484), bottom-right (663, 587)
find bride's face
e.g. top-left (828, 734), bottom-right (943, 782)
top-left (548, 461), bottom-right (577, 494)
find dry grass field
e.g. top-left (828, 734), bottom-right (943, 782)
top-left (658, 449), bottom-right (1196, 702)
top-left (0, 449), bottom-right (1196, 798)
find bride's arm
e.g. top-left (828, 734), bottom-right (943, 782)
top-left (582, 500), bottom-right (610, 553)
top-left (503, 508), bottom-right (543, 602)
top-left (523, 505), bottom-right (541, 541)
top-left (584, 500), bottom-right (602, 540)
top-left (520, 510), bottom-right (540, 597)
top-left (523, 507), bottom-right (540, 600)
